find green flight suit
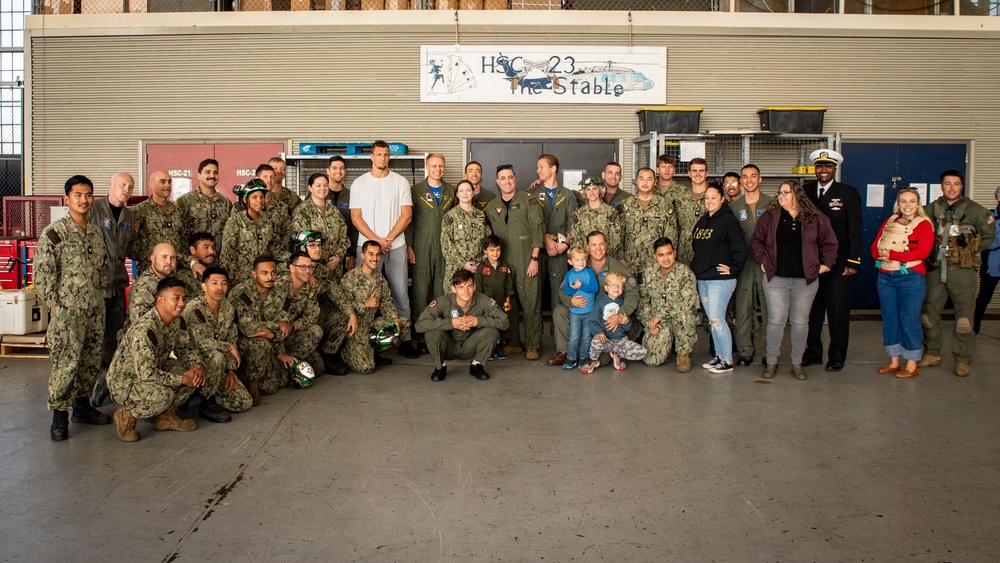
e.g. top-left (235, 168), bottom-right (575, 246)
top-left (484, 191), bottom-right (545, 349)
top-left (405, 179), bottom-right (455, 343)
top-left (414, 292), bottom-right (510, 370)
top-left (729, 196), bottom-right (768, 359)
top-left (532, 185), bottom-right (579, 308)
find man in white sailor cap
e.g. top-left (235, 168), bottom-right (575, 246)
top-left (802, 149), bottom-right (863, 372)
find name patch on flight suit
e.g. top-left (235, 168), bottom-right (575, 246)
top-left (338, 202), bottom-right (349, 209)
top-left (499, 266), bottom-right (510, 273)
top-left (510, 204), bottom-right (520, 211)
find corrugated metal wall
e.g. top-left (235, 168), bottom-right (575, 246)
top-left (26, 14), bottom-right (1000, 211)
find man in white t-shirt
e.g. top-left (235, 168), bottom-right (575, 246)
top-left (349, 140), bottom-right (419, 358)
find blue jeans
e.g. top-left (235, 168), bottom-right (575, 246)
top-left (697, 279), bottom-right (737, 363)
top-left (762, 275), bottom-right (819, 365)
top-left (877, 270), bottom-right (926, 361)
top-left (567, 311), bottom-right (592, 361)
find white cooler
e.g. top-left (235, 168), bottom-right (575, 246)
top-left (0, 289), bottom-right (49, 335)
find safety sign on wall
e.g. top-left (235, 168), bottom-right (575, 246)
top-left (420, 45), bottom-right (667, 105)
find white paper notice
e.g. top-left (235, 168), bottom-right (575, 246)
top-left (929, 183), bottom-right (943, 202)
top-left (910, 183), bottom-right (928, 205)
top-left (679, 142), bottom-right (706, 162)
top-left (171, 178), bottom-right (192, 202)
top-left (866, 184), bottom-right (885, 208)
top-left (563, 170), bottom-right (585, 192)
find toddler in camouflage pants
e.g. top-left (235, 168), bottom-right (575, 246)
top-left (581, 271), bottom-right (646, 373)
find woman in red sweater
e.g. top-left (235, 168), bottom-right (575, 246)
top-left (871, 187), bottom-right (934, 378)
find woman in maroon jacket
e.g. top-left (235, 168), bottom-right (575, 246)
top-left (751, 180), bottom-right (838, 380)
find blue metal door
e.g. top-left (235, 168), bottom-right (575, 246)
top-left (841, 142), bottom-right (967, 309)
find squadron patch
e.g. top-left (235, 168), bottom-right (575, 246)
top-left (449, 309), bottom-right (460, 318)
top-left (738, 209), bottom-right (749, 221)
top-left (628, 277), bottom-right (637, 287)
top-left (429, 299), bottom-right (437, 308)
top-left (481, 265), bottom-right (492, 277)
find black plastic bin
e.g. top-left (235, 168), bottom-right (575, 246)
top-left (637, 107), bottom-right (703, 135)
top-left (757, 107), bottom-right (826, 134)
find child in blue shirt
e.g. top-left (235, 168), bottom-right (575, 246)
top-left (562, 246), bottom-right (599, 369)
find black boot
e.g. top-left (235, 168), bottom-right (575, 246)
top-left (374, 352), bottom-right (392, 366)
top-left (50, 410), bottom-right (69, 441)
top-left (198, 397), bottom-right (232, 423)
top-left (322, 352), bottom-right (349, 376)
top-left (72, 397), bottom-right (112, 425)
top-left (90, 369), bottom-right (110, 408)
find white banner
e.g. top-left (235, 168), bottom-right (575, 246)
top-left (420, 45), bottom-right (667, 105)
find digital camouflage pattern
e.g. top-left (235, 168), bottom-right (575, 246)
top-left (339, 266), bottom-right (410, 374)
top-left (271, 276), bottom-right (324, 373)
top-left (182, 295), bottom-right (252, 413)
top-left (106, 308), bottom-right (199, 419)
top-left (229, 279), bottom-right (288, 395)
top-left (176, 189), bottom-right (234, 253)
top-left (570, 202), bottom-right (623, 261)
top-left (291, 199), bottom-right (351, 264)
top-left (35, 216), bottom-right (109, 411)
top-left (132, 198), bottom-right (186, 274)
top-left (220, 211), bottom-right (282, 288)
top-left (618, 194), bottom-right (678, 280)
top-left (440, 206), bottom-right (491, 295)
top-left (639, 262), bottom-right (699, 366)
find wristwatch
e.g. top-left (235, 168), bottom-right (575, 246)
top-left (530, 256), bottom-right (539, 262)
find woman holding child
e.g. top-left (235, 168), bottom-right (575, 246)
top-left (870, 187), bottom-right (934, 378)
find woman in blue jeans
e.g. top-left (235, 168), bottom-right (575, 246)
top-left (871, 188), bottom-right (934, 378)
top-left (690, 184), bottom-right (747, 373)
top-left (751, 180), bottom-right (839, 380)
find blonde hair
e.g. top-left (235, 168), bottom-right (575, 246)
top-left (893, 188), bottom-right (930, 219)
top-left (426, 153), bottom-right (445, 164)
top-left (567, 245), bottom-right (588, 259)
top-left (604, 271), bottom-right (626, 286)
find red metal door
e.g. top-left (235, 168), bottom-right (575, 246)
top-left (144, 142), bottom-right (285, 203)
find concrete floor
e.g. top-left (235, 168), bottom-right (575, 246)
top-left (1, 320), bottom-right (999, 562)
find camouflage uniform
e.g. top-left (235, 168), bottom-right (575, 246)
top-left (220, 211), bottom-right (281, 288)
top-left (666, 186), bottom-right (707, 265)
top-left (414, 292), bottom-right (510, 369)
top-left (176, 189), bottom-right (233, 253)
top-left (291, 199), bottom-right (351, 267)
top-left (35, 216), bottom-right (109, 412)
top-left (440, 206), bottom-right (491, 295)
top-left (311, 262), bottom-right (352, 356)
top-left (132, 198), bottom-right (186, 274)
top-left (273, 187), bottom-right (302, 213)
top-left (263, 198), bottom-right (292, 260)
top-left (181, 295), bottom-right (252, 413)
top-left (230, 279), bottom-right (288, 395)
top-left (639, 262), bottom-right (699, 366)
top-left (107, 308), bottom-right (200, 419)
top-left (533, 186), bottom-right (579, 308)
top-left (618, 194), bottom-right (678, 282)
top-left (570, 202), bottom-right (623, 261)
top-left (271, 276), bottom-right (325, 374)
top-left (655, 179), bottom-right (685, 199)
top-left (406, 179), bottom-right (455, 341)
top-left (339, 267), bottom-right (411, 374)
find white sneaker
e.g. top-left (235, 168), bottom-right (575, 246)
top-left (709, 361), bottom-right (735, 374)
top-left (612, 352), bottom-right (626, 371)
top-left (702, 356), bottom-right (722, 370)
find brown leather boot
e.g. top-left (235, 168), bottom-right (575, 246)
top-left (247, 380), bottom-right (261, 406)
top-left (153, 406), bottom-right (198, 432)
top-left (676, 354), bottom-right (691, 373)
top-left (113, 407), bottom-right (140, 442)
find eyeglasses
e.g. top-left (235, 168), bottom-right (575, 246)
top-left (777, 190), bottom-right (794, 196)
top-left (291, 264), bottom-right (316, 271)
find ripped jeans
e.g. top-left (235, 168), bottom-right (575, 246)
top-left (697, 279), bottom-right (738, 363)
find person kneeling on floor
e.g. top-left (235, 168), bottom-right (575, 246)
top-left (414, 269), bottom-right (510, 382)
top-left (581, 271), bottom-right (646, 373)
top-left (108, 277), bottom-right (206, 442)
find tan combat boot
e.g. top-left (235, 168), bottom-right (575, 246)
top-left (954, 363), bottom-right (971, 377)
top-left (526, 348), bottom-right (541, 361)
top-left (917, 355), bottom-right (941, 368)
top-left (247, 380), bottom-right (261, 406)
top-left (676, 354), bottom-right (692, 373)
top-left (153, 406), bottom-right (198, 432)
top-left (113, 407), bottom-right (140, 442)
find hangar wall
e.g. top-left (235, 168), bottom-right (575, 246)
top-left (24, 11), bottom-right (1000, 208)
